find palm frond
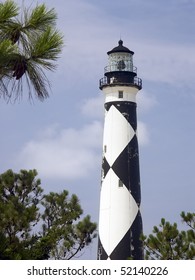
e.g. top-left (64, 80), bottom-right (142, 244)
top-left (0, 1), bottom-right (64, 102)
top-left (0, 0), bottom-right (19, 23)
top-left (0, 39), bottom-right (16, 59)
top-left (25, 61), bottom-right (50, 100)
top-left (0, 61), bottom-right (50, 102)
top-left (0, 73), bottom-right (17, 100)
top-left (23, 4), bottom-right (57, 33)
top-left (30, 27), bottom-right (64, 69)
top-left (0, 0), bottom-right (20, 44)
top-left (0, 21), bottom-right (22, 44)
top-left (0, 40), bottom-right (18, 75)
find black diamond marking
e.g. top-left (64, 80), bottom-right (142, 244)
top-left (104, 102), bottom-right (113, 112)
top-left (111, 135), bottom-right (141, 204)
top-left (102, 156), bottom-right (110, 179)
top-left (111, 145), bottom-right (129, 190)
top-left (127, 135), bottom-right (141, 205)
top-left (129, 210), bottom-right (143, 260)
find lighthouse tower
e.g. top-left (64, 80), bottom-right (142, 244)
top-left (97, 40), bottom-right (143, 260)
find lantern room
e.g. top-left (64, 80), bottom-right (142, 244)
top-left (99, 40), bottom-right (142, 90)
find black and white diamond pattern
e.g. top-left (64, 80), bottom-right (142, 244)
top-left (98, 102), bottom-right (143, 260)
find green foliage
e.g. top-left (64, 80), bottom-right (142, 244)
top-left (142, 213), bottom-right (195, 260)
top-left (0, 169), bottom-right (97, 260)
top-left (0, 0), bottom-right (63, 101)
top-left (0, 169), bottom-right (43, 259)
top-left (0, 0), bottom-right (18, 21)
top-left (0, 169), bottom-right (42, 239)
top-left (41, 191), bottom-right (97, 259)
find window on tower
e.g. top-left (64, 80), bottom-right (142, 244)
top-left (118, 91), bottom-right (123, 98)
top-left (118, 179), bottom-right (123, 187)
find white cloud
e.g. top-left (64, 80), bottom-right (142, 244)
top-left (81, 94), bottom-right (104, 119)
top-left (14, 117), bottom-right (149, 181)
top-left (15, 121), bottom-right (103, 180)
top-left (137, 121), bottom-right (150, 146)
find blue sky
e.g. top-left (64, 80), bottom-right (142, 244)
top-left (0, 0), bottom-right (195, 259)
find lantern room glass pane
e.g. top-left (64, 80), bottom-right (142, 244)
top-left (108, 52), bottom-right (133, 72)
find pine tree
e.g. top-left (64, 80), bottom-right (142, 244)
top-left (0, 169), bottom-right (97, 259)
top-left (142, 213), bottom-right (195, 260)
top-left (0, 0), bottom-right (63, 101)
top-left (41, 191), bottom-right (97, 260)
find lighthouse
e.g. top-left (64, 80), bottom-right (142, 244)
top-left (97, 40), bottom-right (143, 260)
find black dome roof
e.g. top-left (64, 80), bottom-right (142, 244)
top-left (107, 40), bottom-right (134, 55)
